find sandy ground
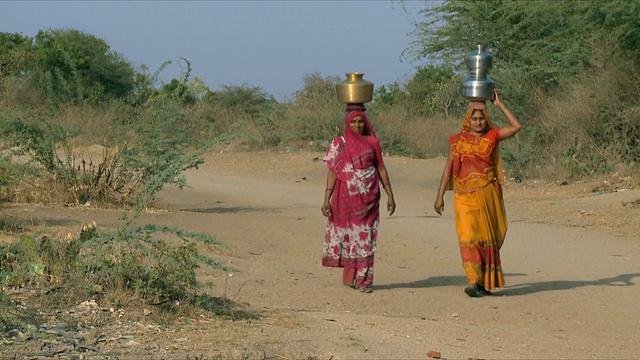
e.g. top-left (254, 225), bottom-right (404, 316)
top-left (2, 149), bottom-right (640, 359)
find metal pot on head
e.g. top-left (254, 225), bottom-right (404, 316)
top-left (460, 45), bottom-right (495, 101)
top-left (336, 72), bottom-right (374, 104)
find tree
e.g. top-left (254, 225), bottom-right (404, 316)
top-left (157, 58), bottom-right (210, 106)
top-left (32, 28), bottom-right (135, 103)
top-left (372, 82), bottom-right (406, 108)
top-left (405, 64), bottom-right (463, 116)
top-left (293, 72), bottom-right (339, 109)
top-left (289, 72), bottom-right (343, 142)
top-left (584, 1), bottom-right (640, 66)
top-left (0, 32), bottom-right (34, 80)
top-left (130, 64), bottom-right (160, 107)
top-left (402, 0), bottom-right (640, 178)
top-left (404, 1), bottom-right (594, 91)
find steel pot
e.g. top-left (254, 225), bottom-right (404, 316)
top-left (460, 45), bottom-right (495, 101)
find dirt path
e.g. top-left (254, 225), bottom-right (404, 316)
top-left (3, 150), bottom-right (640, 359)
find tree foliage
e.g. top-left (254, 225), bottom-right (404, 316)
top-left (294, 72), bottom-right (339, 109)
top-left (32, 28), bottom-right (135, 103)
top-left (406, 64), bottom-right (463, 116)
top-left (372, 82), bottom-right (405, 108)
top-left (403, 0), bottom-right (640, 178)
top-left (405, 1), bottom-right (596, 92)
top-left (0, 28), bottom-right (135, 105)
top-left (0, 32), bottom-right (34, 80)
top-left (583, 0), bottom-right (640, 66)
top-left (290, 72), bottom-right (343, 142)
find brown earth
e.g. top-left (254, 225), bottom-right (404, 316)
top-left (1, 149), bottom-right (639, 359)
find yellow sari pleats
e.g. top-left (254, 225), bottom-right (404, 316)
top-left (454, 182), bottom-right (508, 290)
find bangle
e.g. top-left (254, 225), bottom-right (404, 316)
top-left (383, 183), bottom-right (391, 188)
top-left (325, 188), bottom-right (334, 192)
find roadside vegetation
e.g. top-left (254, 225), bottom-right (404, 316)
top-left (0, 0), bottom-right (638, 353)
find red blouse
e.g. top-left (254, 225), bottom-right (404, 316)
top-left (449, 128), bottom-right (501, 193)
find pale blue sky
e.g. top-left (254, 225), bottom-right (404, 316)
top-left (1, 1), bottom-right (435, 101)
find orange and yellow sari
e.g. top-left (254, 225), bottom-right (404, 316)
top-left (449, 105), bottom-right (507, 290)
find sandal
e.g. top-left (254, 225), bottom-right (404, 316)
top-left (477, 284), bottom-right (492, 296)
top-left (359, 286), bottom-right (372, 293)
top-left (464, 284), bottom-right (482, 298)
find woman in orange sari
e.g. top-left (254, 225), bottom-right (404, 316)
top-left (434, 89), bottom-right (522, 297)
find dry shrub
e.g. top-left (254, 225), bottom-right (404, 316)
top-left (184, 102), bottom-right (234, 144)
top-left (185, 101), bottom-right (284, 148)
top-left (374, 106), bottom-right (459, 158)
top-left (6, 174), bottom-right (70, 205)
top-left (0, 77), bottom-right (41, 110)
top-left (1, 143), bottom-right (127, 207)
top-left (281, 104), bottom-right (343, 147)
top-left (204, 100), bottom-right (344, 151)
top-left (184, 87), bottom-right (461, 157)
top-left (533, 55), bottom-right (640, 180)
top-left (53, 102), bottom-right (134, 146)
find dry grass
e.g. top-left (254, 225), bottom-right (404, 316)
top-left (506, 53), bottom-right (640, 181)
top-left (361, 106), bottom-right (459, 158)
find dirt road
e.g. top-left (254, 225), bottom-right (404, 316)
top-left (154, 150), bottom-right (640, 359)
top-left (3, 149), bottom-right (640, 359)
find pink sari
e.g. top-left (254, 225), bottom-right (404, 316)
top-left (322, 111), bottom-right (384, 288)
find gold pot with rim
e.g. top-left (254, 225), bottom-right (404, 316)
top-left (336, 72), bottom-right (374, 104)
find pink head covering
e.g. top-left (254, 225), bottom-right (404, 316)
top-left (324, 111), bottom-right (377, 182)
top-left (344, 110), bottom-right (375, 138)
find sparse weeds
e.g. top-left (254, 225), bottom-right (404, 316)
top-left (0, 97), bottom-right (249, 340)
top-left (0, 218), bottom-right (246, 336)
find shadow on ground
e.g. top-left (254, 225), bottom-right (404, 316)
top-left (180, 206), bottom-right (271, 214)
top-left (499, 272), bottom-right (640, 296)
top-left (376, 272), bottom-right (640, 296)
top-left (0, 215), bottom-right (83, 231)
top-left (373, 274), bottom-right (492, 290)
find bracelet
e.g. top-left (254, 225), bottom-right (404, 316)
top-left (325, 188), bottom-right (334, 192)
top-left (383, 183), bottom-right (391, 188)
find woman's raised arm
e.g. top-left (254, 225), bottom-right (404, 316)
top-left (492, 89), bottom-right (522, 140)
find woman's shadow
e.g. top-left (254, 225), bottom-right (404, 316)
top-left (498, 272), bottom-right (640, 296)
top-left (373, 272), bottom-right (640, 296)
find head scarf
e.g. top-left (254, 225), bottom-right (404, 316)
top-left (344, 110), bottom-right (375, 138)
top-left (460, 101), bottom-right (505, 185)
top-left (461, 101), bottom-right (495, 132)
top-left (342, 110), bottom-right (376, 172)
top-left (324, 111), bottom-right (376, 182)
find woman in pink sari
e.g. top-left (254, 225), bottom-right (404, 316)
top-left (321, 108), bottom-right (396, 293)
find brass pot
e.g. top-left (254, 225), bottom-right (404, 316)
top-left (336, 72), bottom-right (374, 104)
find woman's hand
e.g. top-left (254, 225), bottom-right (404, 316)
top-left (491, 88), bottom-right (503, 108)
top-left (434, 196), bottom-right (445, 216)
top-left (434, 150), bottom-right (453, 216)
top-left (321, 202), bottom-right (332, 218)
top-left (387, 196), bottom-right (396, 216)
top-left (492, 87), bottom-right (522, 139)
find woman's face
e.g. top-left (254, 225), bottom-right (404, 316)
top-left (469, 109), bottom-right (487, 134)
top-left (349, 115), bottom-right (366, 135)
